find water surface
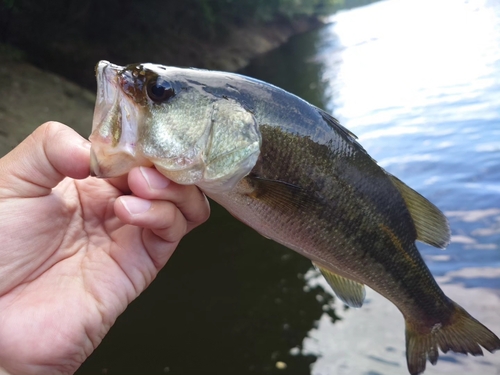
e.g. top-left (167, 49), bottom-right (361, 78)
top-left (245, 0), bottom-right (500, 373)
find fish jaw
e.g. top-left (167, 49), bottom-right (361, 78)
top-left (89, 61), bottom-right (152, 177)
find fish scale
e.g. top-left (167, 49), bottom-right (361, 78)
top-left (244, 125), bottom-right (442, 312)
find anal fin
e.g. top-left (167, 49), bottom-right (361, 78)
top-left (313, 262), bottom-right (366, 308)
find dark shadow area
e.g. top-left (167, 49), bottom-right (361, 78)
top-left (77, 204), bottom-right (338, 375)
top-left (0, 0), bottom-right (381, 89)
top-left (0, 0), bottom-right (338, 89)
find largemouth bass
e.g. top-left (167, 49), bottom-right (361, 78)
top-left (89, 60), bottom-right (500, 374)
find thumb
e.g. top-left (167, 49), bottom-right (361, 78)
top-left (0, 121), bottom-right (91, 198)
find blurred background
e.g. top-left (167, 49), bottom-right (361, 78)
top-left (1, 0), bottom-right (500, 374)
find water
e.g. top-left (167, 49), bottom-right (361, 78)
top-left (78, 0), bottom-right (500, 374)
top-left (245, 0), bottom-right (500, 373)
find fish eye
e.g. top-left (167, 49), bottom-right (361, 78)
top-left (146, 79), bottom-right (175, 103)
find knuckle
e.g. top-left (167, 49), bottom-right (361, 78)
top-left (35, 121), bottom-right (66, 150)
top-left (190, 195), bottom-right (211, 225)
top-left (158, 210), bottom-right (187, 243)
top-left (38, 121), bottom-right (64, 138)
top-left (157, 202), bottom-right (178, 228)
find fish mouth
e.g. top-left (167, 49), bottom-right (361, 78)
top-left (89, 142), bottom-right (153, 178)
top-left (92, 61), bottom-right (123, 133)
top-left (89, 60), bottom-right (153, 178)
top-left (95, 60), bottom-right (123, 88)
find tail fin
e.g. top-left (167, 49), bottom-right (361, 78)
top-left (405, 300), bottom-right (500, 375)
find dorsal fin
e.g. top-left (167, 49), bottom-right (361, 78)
top-left (317, 108), bottom-right (378, 162)
top-left (313, 262), bottom-right (366, 308)
top-left (388, 175), bottom-right (450, 249)
top-left (317, 108), bottom-right (358, 140)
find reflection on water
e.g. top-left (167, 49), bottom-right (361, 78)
top-left (301, 278), bottom-right (500, 375)
top-left (79, 0), bottom-right (500, 374)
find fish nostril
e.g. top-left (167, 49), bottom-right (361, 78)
top-left (90, 147), bottom-right (100, 177)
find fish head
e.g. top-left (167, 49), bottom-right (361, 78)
top-left (89, 61), bottom-right (261, 192)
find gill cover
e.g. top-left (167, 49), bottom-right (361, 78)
top-left (148, 95), bottom-right (261, 192)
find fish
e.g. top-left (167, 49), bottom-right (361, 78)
top-left (89, 60), bottom-right (500, 375)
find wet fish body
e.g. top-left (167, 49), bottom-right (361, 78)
top-left (89, 61), bottom-right (500, 374)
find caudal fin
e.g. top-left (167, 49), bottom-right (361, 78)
top-left (405, 300), bottom-right (500, 375)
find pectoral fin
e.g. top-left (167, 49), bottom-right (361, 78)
top-left (388, 175), bottom-right (451, 249)
top-left (243, 175), bottom-right (316, 212)
top-left (313, 262), bottom-right (366, 308)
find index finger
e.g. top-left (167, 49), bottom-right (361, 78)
top-left (127, 166), bottom-right (210, 230)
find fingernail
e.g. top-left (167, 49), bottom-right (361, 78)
top-left (140, 166), bottom-right (170, 189)
top-left (121, 196), bottom-right (151, 215)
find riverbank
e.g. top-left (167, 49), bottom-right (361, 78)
top-left (0, 16), bottom-right (323, 156)
top-left (0, 45), bottom-right (94, 156)
top-left (4, 15), bottom-right (323, 91)
top-left (198, 16), bottom-right (323, 72)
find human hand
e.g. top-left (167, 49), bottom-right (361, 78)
top-left (0, 122), bottom-right (210, 375)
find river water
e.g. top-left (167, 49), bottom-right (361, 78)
top-left (78, 0), bottom-right (500, 374)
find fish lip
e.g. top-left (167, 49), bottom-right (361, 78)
top-left (94, 60), bottom-right (124, 107)
top-left (88, 143), bottom-right (141, 178)
top-left (96, 61), bottom-right (122, 94)
top-left (96, 60), bottom-right (123, 80)
top-left (93, 61), bottom-right (122, 134)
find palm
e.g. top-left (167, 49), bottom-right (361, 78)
top-left (0, 123), bottom-right (209, 375)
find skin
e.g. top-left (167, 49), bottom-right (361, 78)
top-left (0, 121), bottom-right (210, 375)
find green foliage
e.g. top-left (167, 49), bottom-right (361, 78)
top-left (2, 0), bottom-right (15, 9)
top-left (0, 43), bottom-right (25, 62)
top-left (1, 0), bottom-right (353, 46)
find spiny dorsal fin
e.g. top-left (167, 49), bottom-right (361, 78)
top-left (318, 108), bottom-right (378, 162)
top-left (313, 262), bottom-right (366, 308)
top-left (388, 174), bottom-right (450, 249)
top-left (317, 108), bottom-right (359, 140)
